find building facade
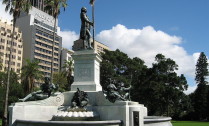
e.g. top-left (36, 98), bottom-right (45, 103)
top-left (0, 18), bottom-right (23, 73)
top-left (72, 39), bottom-right (110, 54)
top-left (16, 5), bottom-right (62, 77)
top-left (30, 0), bottom-right (45, 12)
top-left (60, 48), bottom-right (74, 72)
top-left (93, 40), bottom-right (110, 54)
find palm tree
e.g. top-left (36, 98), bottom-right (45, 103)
top-left (62, 59), bottom-right (74, 90)
top-left (2, 0), bottom-right (31, 125)
top-left (44, 0), bottom-right (67, 83)
top-left (21, 59), bottom-right (43, 94)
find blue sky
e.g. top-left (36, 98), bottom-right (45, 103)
top-left (58, 0), bottom-right (209, 54)
top-left (1, 0), bottom-right (209, 94)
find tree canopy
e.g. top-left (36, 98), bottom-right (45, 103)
top-left (100, 50), bottom-right (189, 118)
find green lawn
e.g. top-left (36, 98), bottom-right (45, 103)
top-left (0, 119), bottom-right (2, 126)
top-left (172, 121), bottom-right (209, 126)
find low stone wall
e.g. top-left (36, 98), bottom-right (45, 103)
top-left (14, 120), bottom-right (122, 126)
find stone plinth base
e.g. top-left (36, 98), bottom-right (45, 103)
top-left (71, 50), bottom-right (102, 91)
top-left (71, 82), bottom-right (102, 91)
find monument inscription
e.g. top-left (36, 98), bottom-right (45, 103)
top-left (78, 68), bottom-right (91, 80)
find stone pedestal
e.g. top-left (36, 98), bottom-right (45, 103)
top-left (70, 50), bottom-right (102, 91)
top-left (9, 93), bottom-right (64, 126)
top-left (72, 39), bottom-right (84, 51)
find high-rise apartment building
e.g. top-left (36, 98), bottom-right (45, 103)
top-left (16, 2), bottom-right (62, 77)
top-left (0, 18), bottom-right (23, 73)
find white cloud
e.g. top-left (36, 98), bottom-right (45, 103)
top-left (58, 30), bottom-right (79, 49)
top-left (0, 0), bottom-right (13, 22)
top-left (96, 24), bottom-right (200, 78)
top-left (184, 85), bottom-right (197, 95)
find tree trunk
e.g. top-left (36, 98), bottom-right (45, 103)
top-left (28, 77), bottom-right (31, 93)
top-left (50, 17), bottom-right (57, 83)
top-left (3, 18), bottom-right (16, 126)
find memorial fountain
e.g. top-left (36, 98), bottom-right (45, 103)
top-left (8, 7), bottom-right (172, 126)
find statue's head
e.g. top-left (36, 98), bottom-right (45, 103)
top-left (81, 7), bottom-right (87, 13)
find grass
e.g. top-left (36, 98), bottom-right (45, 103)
top-left (172, 121), bottom-right (209, 126)
top-left (0, 119), bottom-right (2, 126)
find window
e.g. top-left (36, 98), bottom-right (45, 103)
top-left (6, 54), bottom-right (10, 57)
top-left (18, 45), bottom-right (22, 48)
top-left (18, 50), bottom-right (21, 54)
top-left (12, 49), bottom-right (16, 53)
top-left (18, 56), bottom-right (21, 60)
top-left (17, 69), bottom-right (20, 73)
top-left (5, 60), bottom-right (8, 64)
top-left (7, 29), bottom-right (11, 33)
top-left (1, 27), bottom-right (5, 31)
top-left (12, 42), bottom-right (17, 46)
top-left (55, 37), bottom-right (59, 41)
top-left (6, 47), bottom-right (10, 51)
top-left (0, 45), bottom-right (4, 49)
top-left (7, 40), bottom-right (11, 44)
top-left (0, 38), bottom-right (5, 43)
top-left (55, 48), bottom-right (59, 51)
top-left (12, 55), bottom-right (16, 59)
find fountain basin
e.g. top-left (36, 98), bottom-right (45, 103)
top-left (144, 116), bottom-right (172, 126)
top-left (13, 120), bottom-right (122, 126)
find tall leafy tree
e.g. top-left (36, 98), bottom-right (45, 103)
top-left (0, 71), bottom-right (24, 119)
top-left (101, 49), bottom-right (134, 89)
top-left (135, 54), bottom-right (188, 116)
top-left (2, 0), bottom-right (31, 125)
top-left (44, 0), bottom-right (67, 83)
top-left (21, 59), bottom-right (43, 95)
top-left (195, 52), bottom-right (208, 85)
top-left (193, 52), bottom-right (209, 120)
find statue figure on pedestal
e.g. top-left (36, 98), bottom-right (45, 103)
top-left (104, 79), bottom-right (132, 103)
top-left (80, 7), bottom-right (94, 49)
top-left (19, 77), bottom-right (58, 102)
top-left (117, 81), bottom-right (132, 101)
top-left (70, 88), bottom-right (89, 110)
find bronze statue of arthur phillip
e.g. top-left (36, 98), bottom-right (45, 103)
top-left (80, 7), bottom-right (94, 49)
